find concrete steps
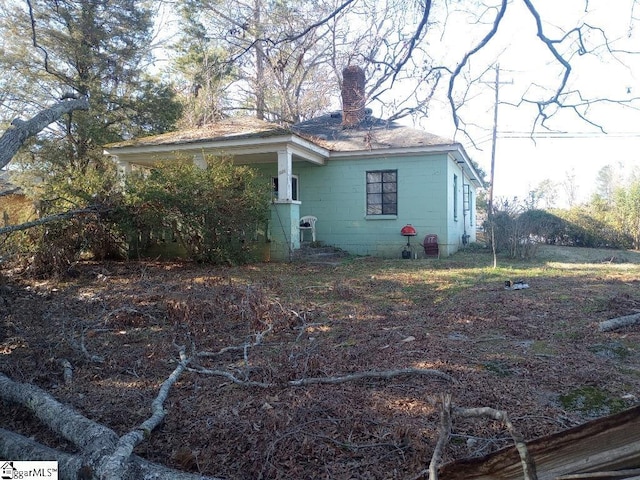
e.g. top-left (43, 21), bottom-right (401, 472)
top-left (293, 243), bottom-right (349, 265)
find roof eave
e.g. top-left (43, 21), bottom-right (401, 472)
top-left (104, 134), bottom-right (330, 166)
top-left (329, 143), bottom-right (486, 188)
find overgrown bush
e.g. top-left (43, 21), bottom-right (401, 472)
top-left (28, 220), bottom-right (87, 277)
top-left (551, 207), bottom-right (631, 248)
top-left (486, 203), bottom-right (631, 259)
top-left (121, 156), bottom-right (271, 264)
top-left (2, 154), bottom-right (271, 273)
top-left (486, 201), bottom-right (542, 259)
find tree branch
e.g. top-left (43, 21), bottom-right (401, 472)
top-left (448, 0), bottom-right (508, 130)
top-left (191, 365), bottom-right (456, 387)
top-left (100, 349), bottom-right (192, 480)
top-left (0, 370), bottom-right (223, 480)
top-left (429, 393), bottom-right (452, 480)
top-left (454, 405), bottom-right (538, 480)
top-left (288, 367), bottom-right (455, 386)
top-left (0, 97), bottom-right (89, 170)
top-left (283, 0), bottom-right (358, 43)
top-left (0, 205), bottom-right (103, 236)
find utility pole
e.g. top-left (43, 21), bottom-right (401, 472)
top-left (485, 64), bottom-right (512, 267)
top-left (488, 64), bottom-right (500, 217)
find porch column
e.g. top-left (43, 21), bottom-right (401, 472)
top-left (114, 156), bottom-right (131, 188)
top-left (270, 201), bottom-right (300, 261)
top-left (276, 149), bottom-right (293, 201)
top-left (270, 148), bottom-right (300, 260)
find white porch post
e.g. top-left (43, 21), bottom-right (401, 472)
top-left (270, 148), bottom-right (300, 260)
top-left (114, 156), bottom-right (131, 188)
top-left (276, 149), bottom-right (293, 202)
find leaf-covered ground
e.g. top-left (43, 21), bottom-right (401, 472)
top-left (1, 246), bottom-right (640, 479)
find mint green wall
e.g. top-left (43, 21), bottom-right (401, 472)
top-left (269, 201), bottom-right (300, 261)
top-left (266, 154), bottom-right (442, 257)
top-left (444, 156), bottom-right (475, 256)
top-left (253, 153), bottom-right (478, 258)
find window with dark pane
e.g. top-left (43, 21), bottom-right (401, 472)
top-left (366, 170), bottom-right (397, 215)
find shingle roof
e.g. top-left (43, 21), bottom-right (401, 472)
top-left (292, 113), bottom-right (457, 152)
top-left (105, 114), bottom-right (457, 153)
top-left (105, 117), bottom-right (291, 148)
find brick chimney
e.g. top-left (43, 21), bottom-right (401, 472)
top-left (341, 66), bottom-right (366, 127)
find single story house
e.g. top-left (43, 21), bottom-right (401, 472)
top-left (103, 66), bottom-right (484, 261)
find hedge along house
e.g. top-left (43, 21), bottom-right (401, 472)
top-left (103, 66), bottom-right (484, 261)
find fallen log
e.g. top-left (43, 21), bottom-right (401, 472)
top-left (599, 312), bottom-right (640, 332)
top-left (0, 370), bottom-right (223, 480)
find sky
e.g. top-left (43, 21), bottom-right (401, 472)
top-left (409, 0), bottom-right (640, 207)
top-left (150, 0), bottom-right (640, 207)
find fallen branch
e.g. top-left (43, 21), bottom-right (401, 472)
top-left (100, 349), bottom-right (191, 480)
top-left (59, 358), bottom-right (73, 385)
top-left (288, 368), bottom-right (455, 386)
top-left (188, 366), bottom-right (273, 387)
top-left (190, 366), bottom-right (456, 387)
top-left (454, 406), bottom-right (538, 480)
top-left (428, 394), bottom-right (452, 480)
top-left (0, 427), bottom-right (82, 478)
top-left (0, 206), bottom-right (105, 236)
top-left (0, 427), bottom-right (223, 480)
top-left (197, 321), bottom-right (274, 358)
top-left (78, 330), bottom-right (105, 363)
top-left (599, 312), bottom-right (640, 332)
top-left (0, 368), bottom-right (222, 480)
top-left (410, 400), bottom-right (537, 480)
top-left (0, 96), bottom-right (89, 170)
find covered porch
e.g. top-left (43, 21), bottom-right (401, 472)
top-left (103, 118), bottom-right (329, 261)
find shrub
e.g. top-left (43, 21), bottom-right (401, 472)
top-left (552, 207), bottom-right (631, 249)
top-left (122, 156), bottom-right (271, 264)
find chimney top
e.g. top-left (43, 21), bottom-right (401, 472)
top-left (341, 66), bottom-right (366, 128)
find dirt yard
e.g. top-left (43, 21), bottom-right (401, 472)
top-left (1, 245), bottom-right (640, 479)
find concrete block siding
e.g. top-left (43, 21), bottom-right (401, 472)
top-left (255, 152), bottom-right (476, 258)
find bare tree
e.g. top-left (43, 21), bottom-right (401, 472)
top-left (187, 0), bottom-right (640, 136)
top-left (175, 0), bottom-right (340, 122)
top-left (563, 168), bottom-right (579, 207)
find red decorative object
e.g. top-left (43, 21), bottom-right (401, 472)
top-left (401, 224), bottom-right (417, 236)
top-left (422, 234), bottom-right (439, 257)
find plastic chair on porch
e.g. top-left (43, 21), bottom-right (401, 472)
top-left (299, 215), bottom-right (317, 242)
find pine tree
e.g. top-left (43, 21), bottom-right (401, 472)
top-left (0, 0), bottom-right (182, 174)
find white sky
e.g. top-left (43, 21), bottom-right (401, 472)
top-left (410, 0), bottom-right (640, 207)
top-left (151, 0), bottom-right (640, 207)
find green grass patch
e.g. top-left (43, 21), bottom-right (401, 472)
top-left (559, 386), bottom-right (627, 417)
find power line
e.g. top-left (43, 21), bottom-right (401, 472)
top-left (498, 131), bottom-right (640, 139)
top-left (468, 131), bottom-right (640, 147)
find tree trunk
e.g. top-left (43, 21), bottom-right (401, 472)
top-left (599, 312), bottom-right (640, 332)
top-left (0, 372), bottom-right (224, 480)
